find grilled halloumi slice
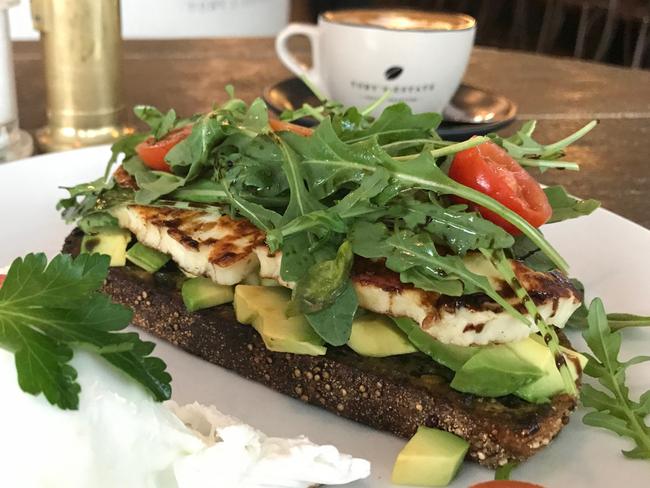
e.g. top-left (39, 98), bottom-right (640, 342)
top-left (255, 249), bottom-right (581, 347)
top-left (113, 205), bottom-right (581, 346)
top-left (350, 255), bottom-right (581, 346)
top-left (112, 205), bottom-right (264, 285)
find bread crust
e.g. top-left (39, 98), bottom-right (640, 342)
top-left (64, 229), bottom-right (578, 468)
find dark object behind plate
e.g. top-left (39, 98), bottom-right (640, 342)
top-left (264, 78), bottom-right (517, 140)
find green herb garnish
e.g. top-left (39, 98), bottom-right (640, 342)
top-left (581, 298), bottom-right (650, 458)
top-left (0, 253), bottom-right (171, 410)
top-left (544, 186), bottom-right (601, 223)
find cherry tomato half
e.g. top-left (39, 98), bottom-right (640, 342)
top-left (269, 118), bottom-right (314, 137)
top-left (449, 141), bottom-right (552, 234)
top-left (0, 274), bottom-right (6, 288)
top-left (135, 125), bottom-right (193, 172)
top-left (469, 481), bottom-right (544, 488)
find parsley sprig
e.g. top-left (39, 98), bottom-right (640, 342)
top-left (0, 253), bottom-right (171, 410)
top-left (582, 298), bottom-right (650, 459)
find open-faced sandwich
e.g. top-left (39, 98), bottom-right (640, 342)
top-left (58, 89), bottom-right (603, 476)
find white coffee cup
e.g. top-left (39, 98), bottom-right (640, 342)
top-left (275, 9), bottom-right (476, 114)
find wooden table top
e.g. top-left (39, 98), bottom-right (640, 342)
top-left (12, 38), bottom-right (650, 229)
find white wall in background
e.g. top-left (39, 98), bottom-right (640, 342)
top-left (8, 0), bottom-right (290, 40)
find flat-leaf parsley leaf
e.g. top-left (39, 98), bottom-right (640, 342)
top-left (0, 253), bottom-right (172, 410)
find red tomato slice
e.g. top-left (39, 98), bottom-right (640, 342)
top-left (470, 481), bottom-right (544, 488)
top-left (269, 118), bottom-right (314, 137)
top-left (135, 125), bottom-right (193, 172)
top-left (449, 141), bottom-right (552, 234)
top-left (0, 274), bottom-right (5, 288)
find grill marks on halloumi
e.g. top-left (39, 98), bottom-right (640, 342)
top-left (112, 204), bottom-right (581, 346)
top-left (350, 257), bottom-right (581, 346)
top-left (112, 205), bottom-right (265, 285)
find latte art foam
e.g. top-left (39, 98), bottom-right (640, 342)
top-left (322, 9), bottom-right (475, 32)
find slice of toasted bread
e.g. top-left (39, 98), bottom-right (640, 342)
top-left (64, 229), bottom-right (578, 468)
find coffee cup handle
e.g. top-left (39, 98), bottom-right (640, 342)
top-left (275, 23), bottom-right (324, 94)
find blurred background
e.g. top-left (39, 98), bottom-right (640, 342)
top-left (8, 0), bottom-right (649, 69)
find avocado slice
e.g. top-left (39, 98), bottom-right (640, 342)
top-left (392, 318), bottom-right (580, 401)
top-left (348, 313), bottom-right (416, 357)
top-left (81, 228), bottom-right (131, 266)
top-left (514, 335), bottom-right (587, 403)
top-left (126, 242), bottom-right (170, 273)
top-left (393, 317), bottom-right (479, 370)
top-left (234, 285), bottom-right (326, 356)
top-left (182, 277), bottom-right (234, 312)
top-left (392, 426), bottom-right (469, 486)
top-left (451, 344), bottom-right (545, 397)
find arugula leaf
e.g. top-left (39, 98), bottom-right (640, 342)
top-left (0, 253), bottom-right (172, 410)
top-left (221, 181), bottom-right (281, 233)
top-left (336, 102), bottom-right (441, 144)
top-left (290, 241), bottom-right (354, 314)
top-left (107, 132), bottom-right (148, 167)
top-left (241, 97), bottom-right (271, 134)
top-left (219, 133), bottom-right (288, 199)
top-left (123, 157), bottom-right (185, 204)
top-left (135, 97), bottom-right (268, 203)
top-left (280, 120), bottom-right (374, 201)
top-left (398, 267), bottom-right (463, 296)
top-left (398, 200), bottom-right (515, 255)
top-left (277, 236), bottom-right (320, 283)
top-left (170, 179), bottom-right (227, 203)
top-left (604, 314), bottom-right (650, 329)
top-left (581, 298), bottom-right (650, 458)
top-left (304, 280), bottom-right (358, 346)
top-left (57, 177), bottom-right (109, 224)
top-left (133, 105), bottom-right (177, 140)
top-left (544, 185), bottom-right (600, 223)
top-left (165, 114), bottom-right (225, 181)
top-left (497, 120), bottom-right (597, 171)
top-left (331, 167), bottom-right (390, 217)
top-left (509, 235), bottom-right (556, 272)
top-left (276, 136), bottom-right (324, 223)
top-left (267, 210), bottom-right (346, 252)
top-left (77, 212), bottom-right (120, 233)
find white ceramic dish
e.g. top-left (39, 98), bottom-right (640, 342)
top-left (1, 146), bottom-right (649, 487)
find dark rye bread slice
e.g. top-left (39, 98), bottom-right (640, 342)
top-left (64, 229), bottom-right (578, 468)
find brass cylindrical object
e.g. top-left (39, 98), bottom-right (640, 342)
top-left (31, 0), bottom-right (131, 152)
